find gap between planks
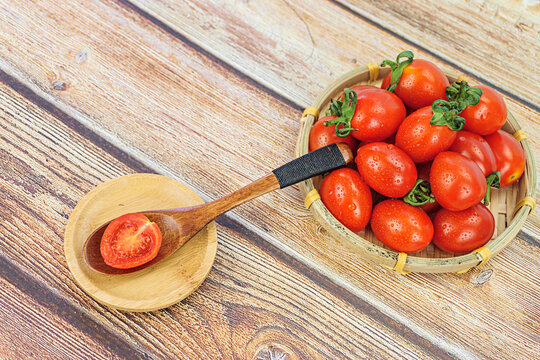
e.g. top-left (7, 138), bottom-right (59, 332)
top-left (0, 59), bottom-right (478, 360)
top-left (119, 0), bottom-right (539, 113)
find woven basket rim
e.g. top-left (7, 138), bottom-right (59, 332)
top-left (296, 65), bottom-right (537, 273)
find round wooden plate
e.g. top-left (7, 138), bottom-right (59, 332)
top-left (64, 174), bottom-right (218, 312)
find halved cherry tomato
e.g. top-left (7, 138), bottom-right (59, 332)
top-left (484, 130), bottom-right (526, 187)
top-left (395, 106), bottom-right (457, 163)
top-left (320, 168), bottom-right (372, 232)
top-left (461, 86), bottom-right (507, 135)
top-left (349, 88), bottom-right (406, 142)
top-left (309, 116), bottom-right (359, 152)
top-left (370, 199), bottom-right (433, 253)
top-left (416, 162), bottom-right (440, 213)
top-left (356, 142), bottom-right (417, 198)
top-left (430, 152), bottom-right (487, 211)
top-left (449, 130), bottom-right (497, 177)
top-left (100, 213), bottom-right (162, 269)
top-left (433, 203), bottom-right (494, 254)
top-left (381, 59), bottom-right (449, 109)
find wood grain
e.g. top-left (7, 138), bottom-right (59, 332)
top-left (0, 82), bottom-right (444, 358)
top-left (334, 0), bottom-right (540, 108)
top-left (0, 257), bottom-right (149, 360)
top-left (119, 0), bottom-right (540, 233)
top-left (125, 0), bottom-right (539, 107)
top-left (0, 0), bottom-right (538, 358)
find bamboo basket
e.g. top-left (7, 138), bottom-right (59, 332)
top-left (296, 64), bottom-right (536, 274)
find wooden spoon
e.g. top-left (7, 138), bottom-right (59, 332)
top-left (84, 143), bottom-right (353, 274)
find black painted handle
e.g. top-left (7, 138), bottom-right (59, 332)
top-left (272, 143), bottom-right (352, 188)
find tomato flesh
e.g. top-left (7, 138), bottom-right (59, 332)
top-left (484, 130), bottom-right (526, 187)
top-left (433, 204), bottom-right (494, 254)
top-left (100, 213), bottom-right (162, 269)
top-left (370, 199), bottom-right (433, 253)
top-left (320, 168), bottom-right (372, 232)
top-left (381, 59), bottom-right (449, 109)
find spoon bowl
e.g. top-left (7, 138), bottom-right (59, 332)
top-left (83, 212), bottom-right (183, 274)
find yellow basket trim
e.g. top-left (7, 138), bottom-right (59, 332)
top-left (302, 107), bottom-right (319, 119)
top-left (457, 75), bottom-right (471, 83)
top-left (472, 246), bottom-right (491, 267)
top-left (366, 62), bottom-right (379, 83)
top-left (456, 268), bottom-right (471, 274)
top-left (304, 189), bottom-right (321, 210)
top-left (383, 252), bottom-right (410, 274)
top-left (513, 129), bottom-right (527, 142)
top-left (513, 196), bottom-right (536, 217)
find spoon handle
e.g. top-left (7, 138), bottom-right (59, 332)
top-left (203, 143), bottom-right (353, 219)
top-left (272, 143), bottom-right (353, 188)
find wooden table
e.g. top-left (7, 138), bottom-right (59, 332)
top-left (1, 1), bottom-right (538, 359)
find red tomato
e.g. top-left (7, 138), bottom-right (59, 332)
top-left (430, 152), bottom-right (487, 211)
top-left (356, 142), bottom-right (417, 198)
top-left (320, 168), bottom-right (372, 232)
top-left (449, 131), bottom-right (497, 177)
top-left (433, 204), bottom-right (494, 253)
top-left (484, 130), bottom-right (526, 187)
top-left (416, 162), bottom-right (440, 213)
top-left (461, 86), bottom-right (507, 135)
top-left (100, 213), bottom-right (162, 269)
top-left (349, 88), bottom-right (406, 142)
top-left (309, 116), bottom-right (359, 152)
top-left (381, 59), bottom-right (449, 109)
top-left (370, 200), bottom-right (433, 253)
top-left (395, 106), bottom-right (457, 163)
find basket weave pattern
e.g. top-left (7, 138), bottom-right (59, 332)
top-left (296, 65), bottom-right (537, 274)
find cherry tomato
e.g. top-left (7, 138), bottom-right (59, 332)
top-left (461, 86), bottom-right (507, 135)
top-left (395, 106), bottom-right (457, 163)
top-left (100, 213), bottom-right (162, 269)
top-left (381, 59), bottom-right (449, 109)
top-left (416, 162), bottom-right (440, 213)
top-left (356, 142), bottom-right (417, 198)
top-left (430, 152), bottom-right (487, 211)
top-left (349, 88), bottom-right (406, 142)
top-left (484, 130), bottom-right (526, 187)
top-left (320, 168), bottom-right (372, 232)
top-left (370, 200), bottom-right (433, 253)
top-left (433, 204), bottom-right (494, 254)
top-left (449, 130), bottom-right (497, 177)
top-left (309, 116), bottom-right (359, 152)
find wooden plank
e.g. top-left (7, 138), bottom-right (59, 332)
top-left (124, 0), bottom-right (539, 108)
top-left (0, 256), bottom-right (149, 360)
top-left (0, 82), bottom-right (443, 359)
top-left (0, 0), bottom-right (538, 358)
top-left (333, 0), bottom-right (540, 108)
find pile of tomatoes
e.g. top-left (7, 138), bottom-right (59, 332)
top-left (309, 51), bottom-right (526, 254)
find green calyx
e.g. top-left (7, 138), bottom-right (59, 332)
top-left (323, 88), bottom-right (358, 137)
top-left (380, 50), bottom-right (414, 93)
top-left (484, 171), bottom-right (501, 206)
top-left (430, 100), bottom-right (466, 131)
top-left (430, 81), bottom-right (483, 131)
top-left (445, 80), bottom-right (483, 113)
top-left (403, 179), bottom-right (436, 206)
